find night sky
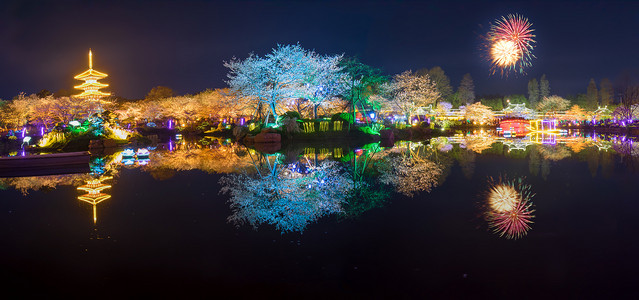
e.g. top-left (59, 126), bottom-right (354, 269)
top-left (1, 0), bottom-right (638, 100)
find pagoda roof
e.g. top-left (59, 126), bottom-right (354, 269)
top-left (74, 82), bottom-right (109, 89)
top-left (78, 194), bottom-right (111, 204)
top-left (74, 68), bottom-right (108, 80)
top-left (75, 90), bottom-right (111, 98)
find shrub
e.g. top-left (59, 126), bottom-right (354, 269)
top-left (331, 113), bottom-right (354, 124)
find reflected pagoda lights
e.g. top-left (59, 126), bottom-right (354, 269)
top-left (77, 176), bottom-right (113, 224)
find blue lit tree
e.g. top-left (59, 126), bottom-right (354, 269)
top-left (219, 152), bottom-right (354, 233)
top-left (301, 54), bottom-right (351, 119)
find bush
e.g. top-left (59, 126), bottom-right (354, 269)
top-left (281, 111), bottom-right (302, 120)
top-left (331, 113), bottom-right (354, 124)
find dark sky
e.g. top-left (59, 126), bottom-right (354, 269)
top-left (1, 0), bottom-right (638, 100)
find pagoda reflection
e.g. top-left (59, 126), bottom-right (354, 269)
top-left (77, 176), bottom-right (112, 224)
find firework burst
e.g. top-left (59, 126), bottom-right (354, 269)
top-left (488, 184), bottom-right (519, 213)
top-left (484, 177), bottom-right (535, 239)
top-left (485, 14), bottom-right (536, 76)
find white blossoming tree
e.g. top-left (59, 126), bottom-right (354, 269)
top-left (536, 95), bottom-right (570, 118)
top-left (225, 44), bottom-right (319, 124)
top-left (464, 102), bottom-right (495, 124)
top-left (301, 54), bottom-right (351, 118)
top-left (385, 70), bottom-right (440, 122)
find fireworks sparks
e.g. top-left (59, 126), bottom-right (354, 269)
top-left (485, 177), bottom-right (535, 239)
top-left (485, 14), bottom-right (536, 76)
top-left (488, 184), bottom-right (519, 213)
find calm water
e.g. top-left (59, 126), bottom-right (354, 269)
top-left (1, 133), bottom-right (639, 298)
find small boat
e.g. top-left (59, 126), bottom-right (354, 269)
top-left (0, 151), bottom-right (90, 178)
top-left (136, 148), bottom-right (150, 157)
top-left (121, 148), bottom-right (136, 158)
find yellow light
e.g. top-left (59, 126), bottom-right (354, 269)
top-left (491, 39), bottom-right (521, 68)
top-left (488, 185), bottom-right (519, 213)
top-left (74, 49), bottom-right (110, 100)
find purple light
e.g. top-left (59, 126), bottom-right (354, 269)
top-left (239, 118), bottom-right (245, 126)
top-left (40, 126), bottom-right (44, 136)
top-left (169, 140), bottom-right (174, 152)
top-left (21, 127), bottom-right (26, 138)
top-left (168, 119), bottom-right (173, 130)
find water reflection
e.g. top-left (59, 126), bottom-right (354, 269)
top-left (484, 177), bottom-right (536, 239)
top-left (77, 176), bottom-right (112, 224)
top-left (220, 154), bottom-right (354, 232)
top-left (377, 141), bottom-right (443, 197)
top-left (1, 132), bottom-right (638, 234)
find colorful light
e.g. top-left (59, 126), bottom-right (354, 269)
top-left (485, 14), bottom-right (536, 76)
top-left (484, 177), bottom-right (535, 239)
top-left (487, 199), bottom-right (535, 239)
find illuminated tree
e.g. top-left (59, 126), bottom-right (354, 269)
top-left (1, 93), bottom-right (32, 129)
top-left (435, 101), bottom-right (452, 117)
top-left (464, 102), bottom-right (494, 124)
top-left (564, 105), bottom-right (587, 122)
top-left (225, 44), bottom-right (314, 124)
top-left (536, 95), bottom-right (570, 117)
top-left (386, 70), bottom-right (440, 122)
top-left (340, 57), bottom-right (388, 126)
top-left (301, 54), bottom-right (351, 118)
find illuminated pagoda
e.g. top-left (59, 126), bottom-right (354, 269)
top-left (74, 49), bottom-right (111, 101)
top-left (77, 176), bottom-right (113, 224)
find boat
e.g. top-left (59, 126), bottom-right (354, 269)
top-left (0, 151), bottom-right (90, 178)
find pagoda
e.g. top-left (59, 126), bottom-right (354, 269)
top-left (74, 50), bottom-right (111, 101)
top-left (77, 176), bottom-right (113, 224)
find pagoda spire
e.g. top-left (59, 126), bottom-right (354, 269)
top-left (74, 49), bottom-right (110, 101)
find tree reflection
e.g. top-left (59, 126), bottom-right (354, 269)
top-left (340, 143), bottom-right (390, 218)
top-left (377, 141), bottom-right (442, 197)
top-left (220, 152), bottom-right (354, 233)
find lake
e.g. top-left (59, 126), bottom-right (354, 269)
top-left (1, 132), bottom-right (638, 298)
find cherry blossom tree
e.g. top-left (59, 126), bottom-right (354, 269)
top-left (536, 95), bottom-right (570, 117)
top-left (464, 102), bottom-right (494, 124)
top-left (225, 44), bottom-right (314, 124)
top-left (385, 70), bottom-right (440, 122)
top-left (301, 54), bottom-right (351, 118)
